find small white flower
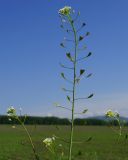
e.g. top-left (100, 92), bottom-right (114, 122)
top-left (59, 144), bottom-right (62, 147)
top-left (105, 110), bottom-right (114, 117)
top-left (7, 106), bottom-right (16, 117)
top-left (105, 109), bottom-right (120, 118)
top-left (52, 136), bottom-right (55, 141)
top-left (59, 6), bottom-right (71, 16)
top-left (43, 137), bottom-right (55, 147)
top-left (12, 125), bottom-right (16, 129)
top-left (8, 118), bottom-right (12, 121)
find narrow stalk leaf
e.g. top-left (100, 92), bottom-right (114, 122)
top-left (67, 95), bottom-right (71, 102)
top-left (60, 43), bottom-right (65, 48)
top-left (87, 52), bottom-right (92, 58)
top-left (86, 137), bottom-right (92, 142)
top-left (61, 73), bottom-right (65, 79)
top-left (62, 87), bottom-right (67, 91)
top-left (82, 109), bottom-right (88, 114)
top-left (62, 88), bottom-right (73, 92)
top-left (82, 22), bottom-right (86, 27)
top-left (86, 32), bottom-right (90, 36)
top-left (79, 36), bottom-right (84, 41)
top-left (60, 25), bottom-right (64, 28)
top-left (86, 73), bottom-right (92, 78)
top-left (66, 53), bottom-right (73, 61)
top-left (87, 94), bottom-right (94, 99)
top-left (80, 69), bottom-right (85, 76)
top-left (59, 63), bottom-right (73, 70)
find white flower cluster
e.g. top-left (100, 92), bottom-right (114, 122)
top-left (59, 6), bottom-right (71, 16)
top-left (105, 109), bottom-right (119, 118)
top-left (43, 137), bottom-right (55, 147)
top-left (7, 106), bottom-right (16, 117)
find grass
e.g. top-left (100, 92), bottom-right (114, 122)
top-left (0, 125), bottom-right (128, 160)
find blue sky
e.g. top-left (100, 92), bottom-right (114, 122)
top-left (0, 0), bottom-right (128, 117)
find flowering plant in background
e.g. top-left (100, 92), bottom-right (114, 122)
top-left (43, 136), bottom-right (64, 160)
top-left (7, 106), bottom-right (40, 160)
top-left (105, 109), bottom-right (123, 140)
top-left (54, 6), bottom-right (93, 160)
top-left (7, 106), bottom-right (16, 118)
top-left (59, 6), bottom-right (71, 16)
top-left (105, 109), bottom-right (119, 118)
top-left (43, 137), bottom-right (55, 147)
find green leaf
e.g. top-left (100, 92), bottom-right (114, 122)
top-left (66, 53), bottom-right (73, 61)
top-left (71, 20), bottom-right (74, 24)
top-left (86, 32), bottom-right (90, 36)
top-left (79, 36), bottom-right (84, 41)
top-left (125, 134), bottom-right (128, 139)
top-left (86, 52), bottom-right (92, 58)
top-left (87, 94), bottom-right (94, 99)
top-left (60, 43), bottom-right (65, 48)
top-left (82, 109), bottom-right (88, 114)
top-left (86, 137), bottom-right (92, 142)
top-left (61, 73), bottom-right (65, 79)
top-left (82, 22), bottom-right (86, 27)
top-left (62, 87), bottom-right (66, 91)
top-left (67, 95), bottom-right (71, 102)
top-left (60, 25), bottom-right (64, 28)
top-left (80, 69), bottom-right (85, 76)
top-left (86, 73), bottom-right (92, 78)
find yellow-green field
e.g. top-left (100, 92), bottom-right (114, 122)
top-left (0, 125), bottom-right (128, 160)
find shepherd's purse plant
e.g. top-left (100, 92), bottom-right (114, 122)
top-left (7, 106), bottom-right (40, 160)
top-left (54, 6), bottom-right (93, 160)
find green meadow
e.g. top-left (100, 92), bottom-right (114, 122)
top-left (0, 125), bottom-right (128, 160)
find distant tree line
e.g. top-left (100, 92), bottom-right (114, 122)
top-left (0, 115), bottom-right (127, 126)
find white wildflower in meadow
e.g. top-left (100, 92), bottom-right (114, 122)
top-left (105, 109), bottom-right (120, 118)
top-left (105, 110), bottom-right (114, 117)
top-left (7, 106), bottom-right (16, 117)
top-left (12, 125), bottom-right (16, 129)
top-left (59, 6), bottom-right (71, 16)
top-left (43, 137), bottom-right (55, 147)
top-left (52, 136), bottom-right (55, 141)
top-left (8, 118), bottom-right (12, 121)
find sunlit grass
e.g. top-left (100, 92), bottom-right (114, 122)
top-left (0, 125), bottom-right (128, 160)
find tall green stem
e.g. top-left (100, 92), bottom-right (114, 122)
top-left (114, 117), bottom-right (122, 136)
top-left (68, 16), bottom-right (78, 160)
top-left (17, 118), bottom-right (40, 160)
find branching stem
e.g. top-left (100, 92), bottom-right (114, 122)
top-left (17, 117), bottom-right (40, 160)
